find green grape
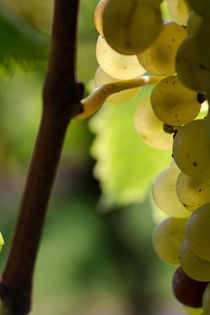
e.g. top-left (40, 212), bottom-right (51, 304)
top-left (94, 67), bottom-right (141, 104)
top-left (184, 306), bottom-right (203, 315)
top-left (94, 0), bottom-right (110, 36)
top-left (186, 11), bottom-right (203, 36)
top-left (169, 157), bottom-right (179, 169)
top-left (173, 119), bottom-right (210, 178)
top-left (152, 167), bottom-right (191, 218)
top-left (137, 20), bottom-right (187, 76)
top-left (102, 0), bottom-right (163, 55)
top-left (206, 109), bottom-right (210, 142)
top-left (176, 172), bottom-right (210, 212)
top-left (152, 217), bottom-right (188, 265)
top-left (203, 284), bottom-right (210, 314)
top-left (167, 0), bottom-right (190, 26)
top-left (175, 35), bottom-right (209, 91)
top-left (195, 17), bottom-right (210, 69)
top-left (151, 75), bottom-right (201, 126)
top-left (147, 0), bottom-right (164, 3)
top-left (134, 96), bottom-right (173, 150)
top-left (96, 35), bottom-right (145, 79)
top-left (187, 0), bottom-right (210, 16)
top-left (186, 203), bottom-right (210, 262)
top-left (180, 240), bottom-right (210, 282)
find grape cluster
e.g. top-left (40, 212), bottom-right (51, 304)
top-left (79, 0), bottom-right (210, 314)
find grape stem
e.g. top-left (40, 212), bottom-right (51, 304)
top-left (77, 75), bottom-right (162, 119)
top-left (0, 0), bottom-right (83, 314)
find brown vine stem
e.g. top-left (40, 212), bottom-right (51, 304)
top-left (0, 0), bottom-right (83, 314)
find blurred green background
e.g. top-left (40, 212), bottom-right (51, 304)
top-left (0, 0), bottom-right (187, 314)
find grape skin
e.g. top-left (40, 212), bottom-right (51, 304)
top-left (134, 96), bottom-right (173, 150)
top-left (206, 109), bottom-right (210, 142)
top-left (96, 35), bottom-right (145, 80)
top-left (151, 75), bottom-right (201, 126)
top-left (137, 20), bottom-right (187, 76)
top-left (94, 0), bottom-right (109, 36)
top-left (173, 119), bottom-right (210, 178)
top-left (152, 167), bottom-right (191, 218)
top-left (195, 17), bottom-right (210, 69)
top-left (184, 306), bottom-right (203, 315)
top-left (169, 157), bottom-right (179, 169)
top-left (180, 240), bottom-right (210, 282)
top-left (186, 203), bottom-right (210, 262)
top-left (176, 172), bottom-right (210, 212)
top-left (152, 217), bottom-right (188, 265)
top-left (175, 35), bottom-right (209, 91)
top-left (186, 11), bottom-right (203, 36)
top-left (102, 0), bottom-right (163, 55)
top-left (167, 0), bottom-right (190, 26)
top-left (202, 284), bottom-right (210, 314)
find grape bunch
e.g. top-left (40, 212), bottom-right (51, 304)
top-left (77, 0), bottom-right (210, 314)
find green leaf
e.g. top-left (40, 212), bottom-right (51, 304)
top-left (0, 2), bottom-right (49, 68)
top-left (89, 86), bottom-right (171, 209)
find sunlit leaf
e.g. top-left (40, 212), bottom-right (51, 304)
top-left (89, 87), bottom-right (171, 208)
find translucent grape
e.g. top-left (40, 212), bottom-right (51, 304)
top-left (175, 35), bottom-right (209, 91)
top-left (134, 96), bottom-right (173, 150)
top-left (169, 157), bottom-right (179, 169)
top-left (152, 167), bottom-right (191, 218)
top-left (203, 284), bottom-right (210, 314)
top-left (102, 0), bottom-right (162, 55)
top-left (176, 172), bottom-right (210, 212)
top-left (206, 109), bottom-right (210, 142)
top-left (94, 0), bottom-right (109, 36)
top-left (167, 0), bottom-right (190, 26)
top-left (195, 17), bottom-right (210, 69)
top-left (137, 20), bottom-right (187, 76)
top-left (186, 203), bottom-right (210, 262)
top-left (152, 217), bottom-right (188, 265)
top-left (186, 11), bottom-right (202, 36)
top-left (96, 35), bottom-right (145, 79)
top-left (173, 119), bottom-right (210, 178)
top-left (180, 240), bottom-right (210, 282)
top-left (151, 75), bottom-right (201, 126)
top-left (94, 67), bottom-right (141, 104)
top-left (184, 306), bottom-right (203, 315)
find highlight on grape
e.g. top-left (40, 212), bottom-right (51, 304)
top-left (77, 0), bottom-right (210, 313)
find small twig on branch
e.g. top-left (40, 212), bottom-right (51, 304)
top-left (0, 0), bottom-right (83, 314)
top-left (77, 75), bottom-right (162, 119)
